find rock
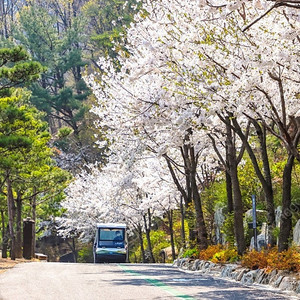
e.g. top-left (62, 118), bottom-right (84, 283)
top-left (260, 274), bottom-right (270, 285)
top-left (182, 259), bottom-right (194, 270)
top-left (293, 219), bottom-right (300, 246)
top-left (197, 260), bottom-right (206, 271)
top-left (236, 269), bottom-right (248, 281)
top-left (250, 222), bottom-right (268, 251)
top-left (204, 262), bottom-right (211, 269)
top-left (220, 264), bottom-right (237, 278)
top-left (275, 206), bottom-right (281, 228)
top-left (214, 207), bottom-right (226, 245)
top-left (255, 269), bottom-right (266, 284)
top-left (268, 269), bottom-right (279, 285)
top-left (230, 270), bottom-right (239, 280)
top-left (179, 258), bottom-right (188, 268)
top-left (278, 277), bottom-right (298, 291)
top-left (192, 259), bottom-right (200, 271)
top-left (206, 262), bottom-right (216, 273)
top-left (172, 258), bottom-right (300, 297)
top-left (188, 259), bottom-right (195, 270)
top-left (272, 275), bottom-right (284, 288)
top-left (295, 282), bottom-right (300, 294)
top-left (241, 269), bottom-right (259, 284)
top-left (178, 258), bottom-right (184, 267)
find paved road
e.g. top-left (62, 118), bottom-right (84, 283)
top-left (0, 263), bottom-right (297, 300)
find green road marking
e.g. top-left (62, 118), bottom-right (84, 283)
top-left (119, 265), bottom-right (195, 299)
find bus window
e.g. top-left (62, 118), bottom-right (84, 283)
top-left (98, 228), bottom-right (125, 248)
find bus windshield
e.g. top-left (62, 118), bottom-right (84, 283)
top-left (98, 228), bottom-right (125, 248)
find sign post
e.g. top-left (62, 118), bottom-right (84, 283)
top-left (252, 195), bottom-right (258, 251)
top-left (23, 218), bottom-right (35, 259)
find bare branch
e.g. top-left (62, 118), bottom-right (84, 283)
top-left (242, 4), bottom-right (278, 32)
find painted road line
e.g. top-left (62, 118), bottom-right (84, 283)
top-left (119, 265), bottom-right (195, 300)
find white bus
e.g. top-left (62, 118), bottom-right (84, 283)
top-left (93, 223), bottom-right (128, 263)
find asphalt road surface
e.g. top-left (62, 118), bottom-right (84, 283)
top-left (0, 262), bottom-right (298, 300)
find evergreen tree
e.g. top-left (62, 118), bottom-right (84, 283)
top-left (0, 46), bottom-right (70, 259)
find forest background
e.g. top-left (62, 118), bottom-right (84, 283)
top-left (0, 0), bottom-right (300, 267)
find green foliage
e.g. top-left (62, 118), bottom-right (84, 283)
top-left (58, 127), bottom-right (73, 139)
top-left (209, 179), bottom-right (228, 208)
top-left (238, 157), bottom-right (261, 209)
top-left (0, 92), bottom-right (46, 160)
top-left (183, 247), bottom-right (199, 258)
top-left (0, 47), bottom-right (72, 240)
top-left (149, 230), bottom-right (170, 261)
top-left (172, 213), bottom-right (189, 250)
top-left (272, 226), bottom-right (280, 241)
top-left (0, 135), bottom-right (32, 150)
top-left (221, 212), bottom-right (235, 247)
top-left (0, 46), bottom-right (44, 96)
top-left (77, 244), bottom-right (94, 263)
top-left (129, 230), bottom-right (170, 263)
top-left (14, 4), bottom-right (89, 138)
top-left (83, 0), bottom-right (141, 63)
top-left (211, 248), bottom-right (239, 263)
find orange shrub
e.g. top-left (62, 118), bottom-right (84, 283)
top-left (241, 247), bottom-right (300, 272)
top-left (199, 244), bottom-right (223, 261)
top-left (199, 244), bottom-right (239, 263)
top-left (266, 247), bottom-right (300, 272)
top-left (199, 245), bottom-right (300, 272)
top-left (241, 250), bottom-right (268, 270)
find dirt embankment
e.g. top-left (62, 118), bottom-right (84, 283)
top-left (0, 258), bottom-right (26, 274)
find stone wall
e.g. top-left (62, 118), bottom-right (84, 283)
top-left (173, 258), bottom-right (300, 296)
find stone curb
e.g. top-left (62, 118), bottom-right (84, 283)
top-left (173, 258), bottom-right (300, 296)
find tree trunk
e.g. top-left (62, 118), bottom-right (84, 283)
top-left (2, 229), bottom-right (9, 259)
top-left (6, 173), bottom-right (16, 260)
top-left (137, 225), bottom-right (146, 263)
top-left (186, 140), bottom-right (208, 250)
top-left (31, 189), bottom-right (37, 258)
top-left (190, 169), bottom-right (208, 249)
top-left (143, 210), bottom-right (155, 263)
top-left (65, 238), bottom-right (77, 262)
top-left (72, 238), bottom-right (77, 262)
top-left (163, 151), bottom-right (195, 242)
top-left (226, 119), bottom-right (245, 255)
top-left (181, 131), bottom-right (208, 249)
top-left (278, 154), bottom-right (295, 252)
top-left (258, 125), bottom-right (275, 225)
top-left (225, 170), bottom-right (234, 213)
top-left (255, 123), bottom-right (276, 246)
top-left (231, 117), bottom-right (276, 233)
top-left (1, 211), bottom-right (8, 258)
top-left (180, 196), bottom-right (186, 249)
top-left (167, 210), bottom-right (176, 260)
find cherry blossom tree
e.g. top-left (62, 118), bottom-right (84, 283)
top-left (77, 0), bottom-right (300, 255)
top-left (139, 0), bottom-right (300, 252)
